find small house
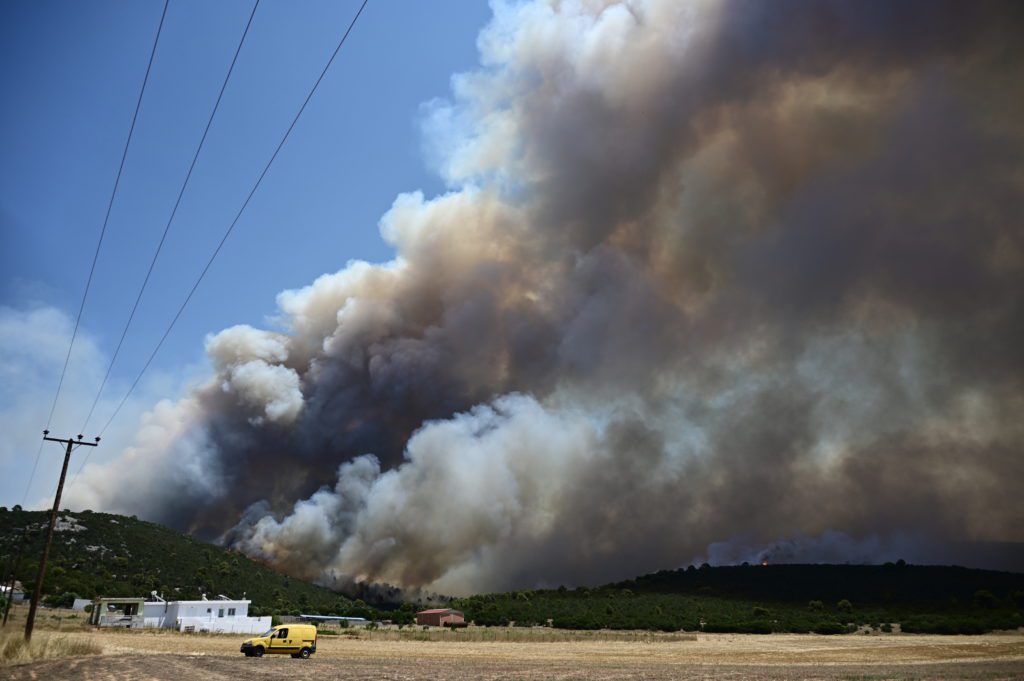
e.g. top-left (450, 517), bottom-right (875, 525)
top-left (416, 608), bottom-right (465, 627)
top-left (143, 594), bottom-right (271, 634)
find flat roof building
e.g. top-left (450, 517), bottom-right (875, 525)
top-left (416, 608), bottom-right (465, 627)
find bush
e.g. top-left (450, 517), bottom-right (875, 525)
top-left (43, 592), bottom-right (79, 609)
top-left (973, 590), bottom-right (998, 609)
top-left (880, 622), bottom-right (892, 633)
top-left (901, 616), bottom-right (989, 635)
top-left (836, 599), bottom-right (853, 613)
top-left (703, 620), bottom-right (772, 634)
top-left (807, 600), bottom-right (824, 611)
top-left (813, 622), bottom-right (846, 635)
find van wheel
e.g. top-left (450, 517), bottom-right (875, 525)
top-left (253, 646), bottom-right (264, 657)
top-left (298, 648), bottom-right (311, 659)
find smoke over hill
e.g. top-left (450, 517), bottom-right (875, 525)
top-left (67, 0), bottom-right (1024, 595)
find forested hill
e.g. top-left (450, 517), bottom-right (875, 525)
top-left (0, 507), bottom-right (367, 617)
top-left (623, 562), bottom-right (1024, 605)
top-left (454, 563), bottom-right (1024, 634)
top-left (3, 505), bottom-right (1022, 634)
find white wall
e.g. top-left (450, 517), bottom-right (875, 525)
top-left (139, 600), bottom-right (269, 634)
top-left (177, 615), bottom-right (271, 634)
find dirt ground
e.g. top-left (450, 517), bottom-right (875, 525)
top-left (4, 628), bottom-right (1024, 680)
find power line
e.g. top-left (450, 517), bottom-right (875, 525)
top-left (80, 0), bottom-right (261, 434)
top-left (22, 0), bottom-right (169, 507)
top-left (19, 441), bottom-right (44, 507)
top-left (68, 0), bottom-right (371, 485)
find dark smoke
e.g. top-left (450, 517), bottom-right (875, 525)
top-left (68, 0), bottom-right (1024, 594)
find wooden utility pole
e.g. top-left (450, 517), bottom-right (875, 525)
top-left (24, 432), bottom-right (98, 641)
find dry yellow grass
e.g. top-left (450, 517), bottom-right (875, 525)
top-left (2, 604), bottom-right (1023, 679)
top-left (0, 629), bottom-right (102, 665)
top-left (2, 625), bottom-right (1023, 680)
top-left (35, 626), bottom-right (1024, 665)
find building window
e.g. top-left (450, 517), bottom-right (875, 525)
top-left (206, 608), bottom-right (212, 614)
top-left (218, 609), bottom-right (225, 618)
top-left (228, 608), bottom-right (236, 616)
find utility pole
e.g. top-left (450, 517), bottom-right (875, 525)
top-left (24, 431), bottom-right (99, 641)
top-left (1, 526), bottom-right (29, 626)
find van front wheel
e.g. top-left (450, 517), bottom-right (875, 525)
top-left (252, 646), bottom-right (264, 658)
top-left (298, 648), bottom-right (311, 659)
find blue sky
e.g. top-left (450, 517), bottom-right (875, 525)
top-left (0, 0), bottom-right (494, 505)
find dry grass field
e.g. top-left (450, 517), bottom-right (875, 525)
top-left (1, 614), bottom-right (1023, 680)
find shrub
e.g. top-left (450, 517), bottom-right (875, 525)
top-left (901, 616), bottom-right (989, 635)
top-left (703, 620), bottom-right (772, 634)
top-left (807, 600), bottom-right (824, 611)
top-left (973, 590), bottom-right (998, 609)
top-left (43, 592), bottom-right (79, 609)
top-left (736, 620), bottom-right (773, 634)
top-left (880, 622), bottom-right (892, 633)
top-left (836, 599), bottom-right (853, 613)
top-left (813, 622), bottom-right (846, 635)
top-left (752, 606), bottom-right (770, 618)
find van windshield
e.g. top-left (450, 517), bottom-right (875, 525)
top-left (259, 629), bottom-right (275, 637)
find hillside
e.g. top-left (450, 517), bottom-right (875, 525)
top-left (453, 563), bottom-right (1024, 634)
top-left (0, 507), bottom-right (373, 618)
top-left (4, 506), bottom-right (1022, 634)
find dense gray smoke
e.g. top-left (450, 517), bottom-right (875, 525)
top-left (67, 0), bottom-right (1024, 594)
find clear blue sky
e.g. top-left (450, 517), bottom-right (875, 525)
top-left (0, 0), bottom-right (492, 428)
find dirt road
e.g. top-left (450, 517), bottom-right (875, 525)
top-left (4, 630), bottom-right (1024, 680)
top-left (6, 653), bottom-right (1024, 681)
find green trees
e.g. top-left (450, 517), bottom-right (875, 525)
top-left (973, 590), bottom-right (997, 609)
top-left (0, 509), bottom-right (359, 617)
top-left (43, 591), bottom-right (80, 608)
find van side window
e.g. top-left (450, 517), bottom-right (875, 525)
top-left (278, 628), bottom-right (288, 638)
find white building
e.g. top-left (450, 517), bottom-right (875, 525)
top-left (140, 595), bottom-right (271, 634)
top-left (1, 582), bottom-right (25, 604)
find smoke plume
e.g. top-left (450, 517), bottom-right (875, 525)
top-left (67, 0), bottom-right (1024, 594)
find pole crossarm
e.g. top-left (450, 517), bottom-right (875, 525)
top-left (23, 432), bottom-right (99, 641)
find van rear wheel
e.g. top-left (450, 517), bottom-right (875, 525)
top-left (298, 647), bottom-right (311, 659)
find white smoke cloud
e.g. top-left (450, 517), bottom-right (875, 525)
top-left (57, 0), bottom-right (1024, 593)
top-left (0, 305), bottom-right (186, 510)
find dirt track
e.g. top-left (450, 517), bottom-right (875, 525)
top-left (6, 653), bottom-right (1024, 681)
top-left (4, 630), bottom-right (1024, 680)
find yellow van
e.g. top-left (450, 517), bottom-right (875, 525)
top-left (240, 623), bottom-right (317, 658)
